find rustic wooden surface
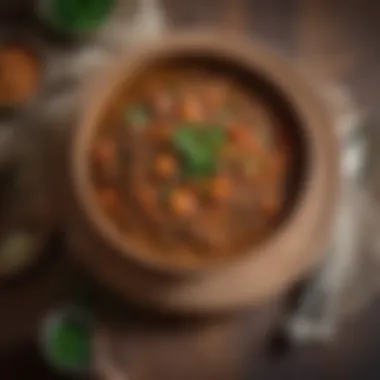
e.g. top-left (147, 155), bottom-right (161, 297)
top-left (93, 298), bottom-right (287, 380)
top-left (1, 0), bottom-right (380, 379)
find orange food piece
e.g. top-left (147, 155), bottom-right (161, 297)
top-left (209, 176), bottom-right (231, 200)
top-left (154, 154), bottom-right (177, 178)
top-left (228, 124), bottom-right (247, 141)
top-left (170, 188), bottom-right (198, 216)
top-left (228, 125), bottom-right (264, 152)
top-left (180, 95), bottom-right (203, 121)
top-left (229, 124), bottom-right (252, 146)
top-left (0, 46), bottom-right (41, 106)
top-left (93, 140), bottom-right (116, 165)
top-left (97, 188), bottom-right (118, 211)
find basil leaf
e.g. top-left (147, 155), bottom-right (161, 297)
top-left (183, 148), bottom-right (216, 178)
top-left (172, 126), bottom-right (197, 153)
top-left (173, 124), bottom-right (226, 178)
top-left (203, 127), bottom-right (226, 150)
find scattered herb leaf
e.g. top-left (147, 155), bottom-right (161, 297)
top-left (172, 123), bottom-right (227, 179)
top-left (49, 318), bottom-right (91, 369)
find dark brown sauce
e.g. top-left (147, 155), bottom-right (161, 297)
top-left (89, 67), bottom-right (294, 267)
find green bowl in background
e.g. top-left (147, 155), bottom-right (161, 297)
top-left (39, 306), bottom-right (93, 374)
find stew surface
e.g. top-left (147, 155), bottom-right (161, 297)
top-left (89, 67), bottom-right (293, 267)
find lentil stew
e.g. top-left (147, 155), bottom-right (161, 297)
top-left (88, 61), bottom-right (303, 268)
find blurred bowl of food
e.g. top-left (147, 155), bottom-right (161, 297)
top-left (61, 31), bottom-right (339, 313)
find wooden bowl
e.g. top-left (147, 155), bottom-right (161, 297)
top-left (61, 31), bottom-right (339, 314)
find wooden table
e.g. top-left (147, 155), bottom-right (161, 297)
top-left (2, 0), bottom-right (380, 379)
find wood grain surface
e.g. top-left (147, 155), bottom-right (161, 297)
top-left (1, 0), bottom-right (379, 379)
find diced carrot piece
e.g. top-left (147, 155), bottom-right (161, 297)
top-left (209, 176), bottom-right (231, 200)
top-left (180, 95), bottom-right (203, 121)
top-left (154, 154), bottom-right (177, 178)
top-left (229, 125), bottom-right (264, 154)
top-left (229, 125), bottom-right (251, 145)
top-left (170, 188), bottom-right (198, 216)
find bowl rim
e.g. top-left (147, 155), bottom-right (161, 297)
top-left (69, 31), bottom-right (339, 302)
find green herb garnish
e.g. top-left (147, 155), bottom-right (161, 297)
top-left (48, 317), bottom-right (91, 369)
top-left (172, 123), bottom-right (226, 178)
